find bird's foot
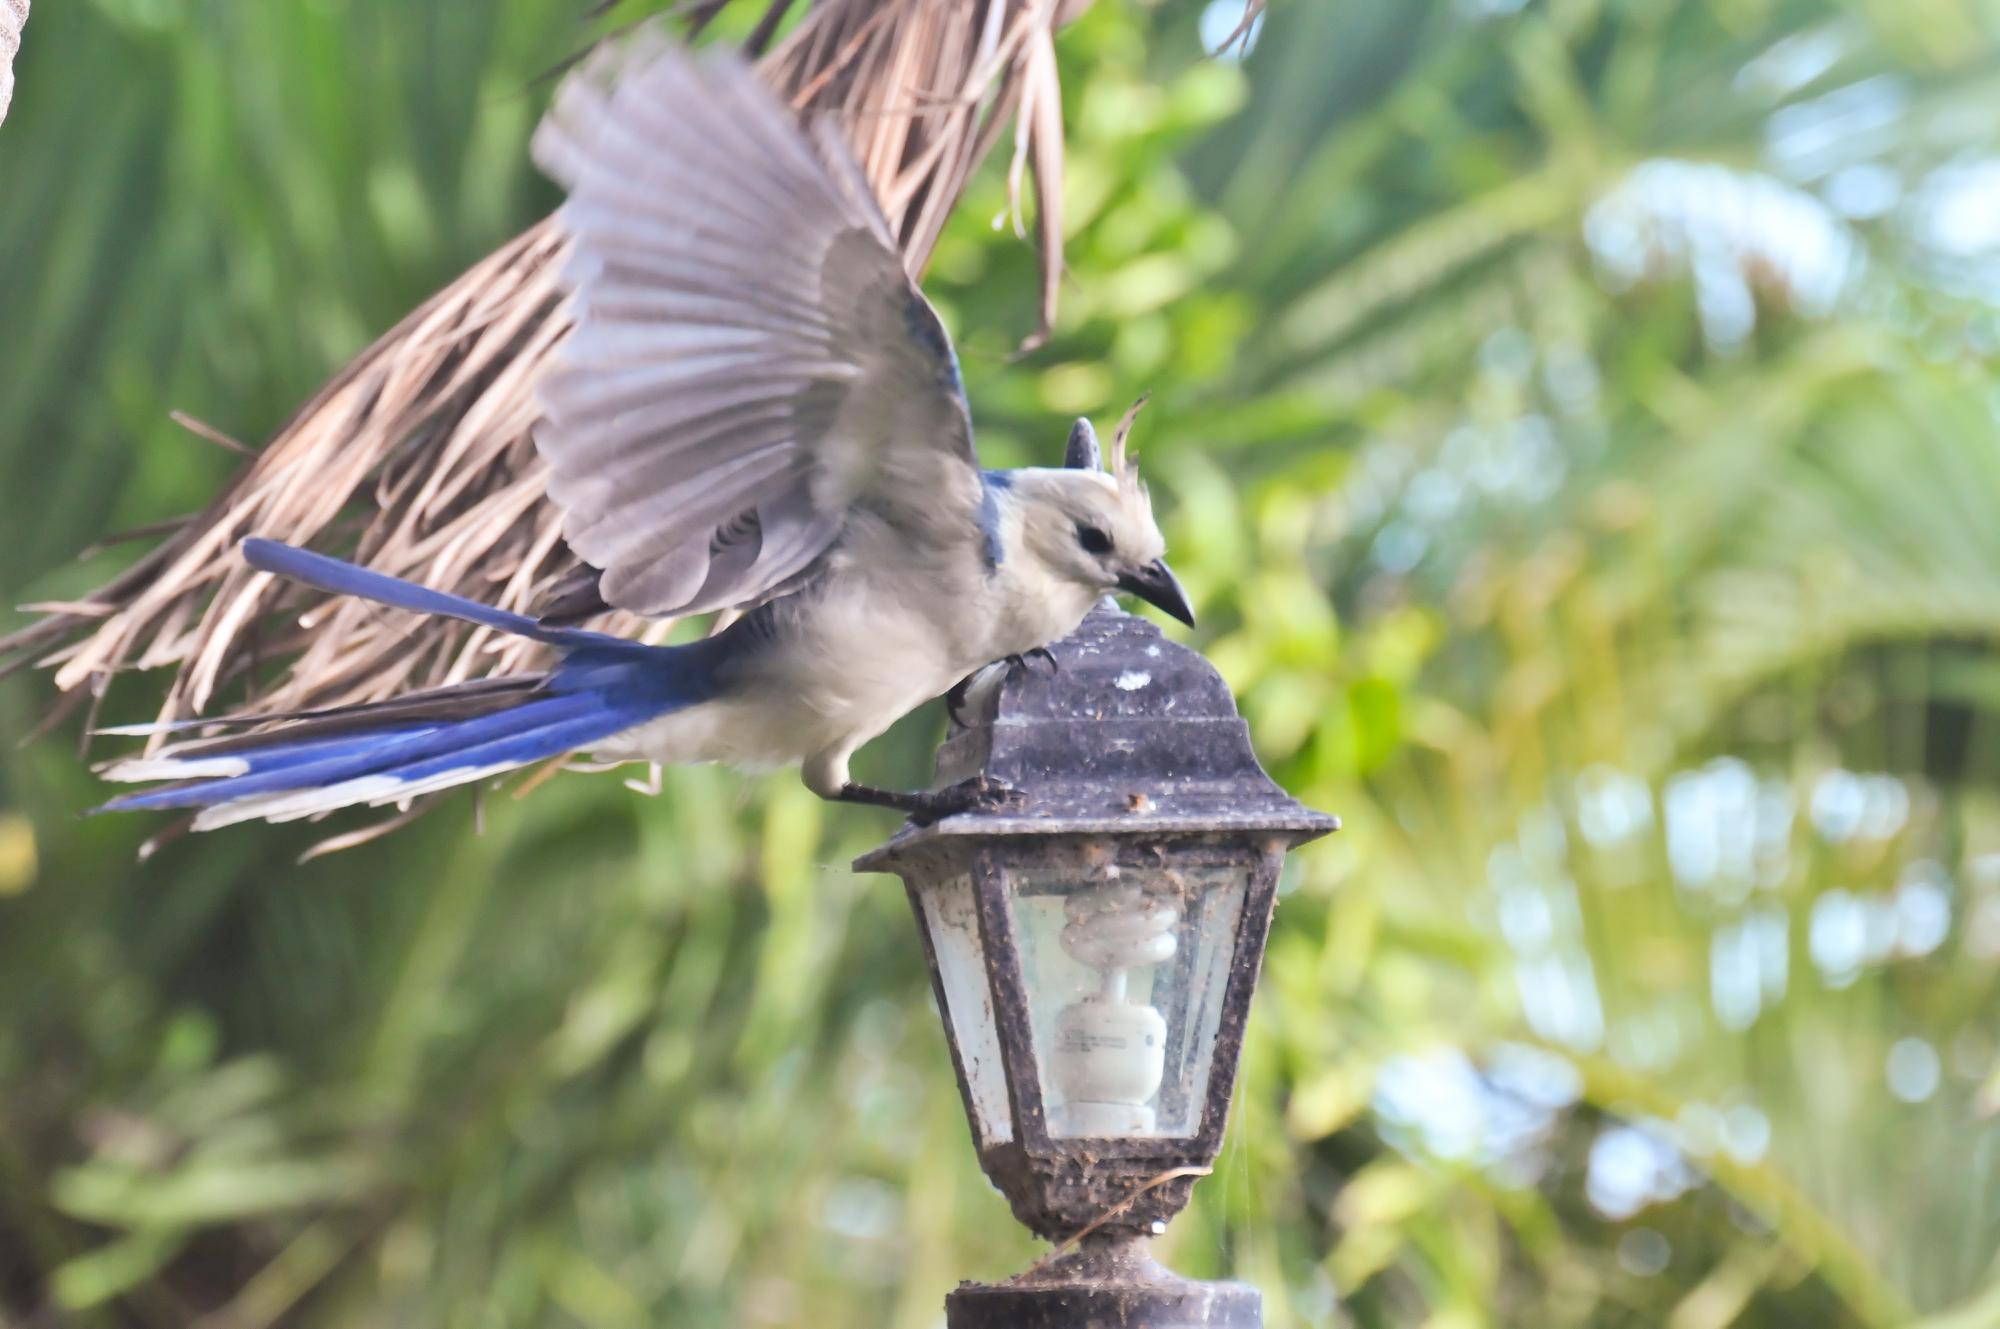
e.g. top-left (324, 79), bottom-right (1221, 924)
top-left (946, 649), bottom-right (1058, 730)
top-left (908, 775), bottom-right (1023, 825)
top-left (835, 775), bottom-right (1023, 826)
top-left (1007, 646), bottom-right (1060, 677)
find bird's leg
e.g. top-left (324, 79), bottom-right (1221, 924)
top-left (944, 675), bottom-right (975, 729)
top-left (834, 775), bottom-right (1021, 825)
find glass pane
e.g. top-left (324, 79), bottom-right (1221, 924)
top-left (916, 875), bottom-right (1013, 1145)
top-left (1008, 859), bottom-right (1249, 1139)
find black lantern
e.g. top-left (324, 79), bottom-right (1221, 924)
top-left (856, 431), bottom-right (1336, 1327)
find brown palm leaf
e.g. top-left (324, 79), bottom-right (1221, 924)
top-left (1, 0), bottom-right (1090, 734)
top-left (0, 0), bottom-right (24, 126)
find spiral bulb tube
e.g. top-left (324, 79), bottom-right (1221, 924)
top-left (1046, 878), bottom-right (1179, 1136)
top-left (1063, 881), bottom-right (1178, 972)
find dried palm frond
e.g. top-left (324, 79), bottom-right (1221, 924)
top-left (1, 0), bottom-right (1091, 733)
top-left (0, 1), bottom-right (23, 125)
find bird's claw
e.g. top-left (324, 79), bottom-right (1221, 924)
top-left (963, 774), bottom-right (1024, 812)
top-left (909, 775), bottom-right (1023, 826)
top-left (1006, 646), bottom-right (1060, 677)
top-left (945, 650), bottom-right (1056, 731)
top-left (945, 675), bottom-right (974, 730)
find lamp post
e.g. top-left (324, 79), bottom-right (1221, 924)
top-left (857, 429), bottom-right (1336, 1328)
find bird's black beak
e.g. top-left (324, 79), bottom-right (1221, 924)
top-left (1116, 559), bottom-right (1196, 627)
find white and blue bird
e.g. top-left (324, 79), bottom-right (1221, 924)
top-left (98, 34), bottom-right (1194, 831)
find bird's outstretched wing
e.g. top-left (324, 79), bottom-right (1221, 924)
top-left (532, 32), bottom-right (985, 620)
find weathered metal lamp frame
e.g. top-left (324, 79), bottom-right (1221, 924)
top-left (867, 826), bottom-right (1299, 1243)
top-left (856, 423), bottom-right (1335, 1327)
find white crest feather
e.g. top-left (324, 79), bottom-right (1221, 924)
top-left (1108, 393), bottom-right (1147, 498)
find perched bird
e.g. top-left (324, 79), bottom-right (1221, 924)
top-left (97, 35), bottom-right (1192, 831)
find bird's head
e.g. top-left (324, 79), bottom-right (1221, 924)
top-left (1001, 404), bottom-right (1194, 627)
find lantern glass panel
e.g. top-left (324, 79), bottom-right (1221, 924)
top-left (914, 874), bottom-right (1014, 1145)
top-left (1006, 857), bottom-right (1250, 1139)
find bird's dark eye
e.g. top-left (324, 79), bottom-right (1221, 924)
top-left (1076, 523), bottom-right (1114, 556)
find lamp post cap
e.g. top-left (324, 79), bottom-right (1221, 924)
top-left (854, 602), bottom-right (1336, 873)
top-left (946, 1233), bottom-right (1263, 1328)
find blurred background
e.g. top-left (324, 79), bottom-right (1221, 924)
top-left (4, 0), bottom-right (2000, 1325)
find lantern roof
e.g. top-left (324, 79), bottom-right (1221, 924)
top-left (855, 601), bottom-right (1337, 872)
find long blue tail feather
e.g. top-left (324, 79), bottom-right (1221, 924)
top-left (100, 541), bottom-right (725, 827)
top-left (241, 539), bottom-right (646, 653)
top-left (103, 694), bottom-right (603, 812)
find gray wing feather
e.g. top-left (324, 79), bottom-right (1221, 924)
top-left (532, 33), bottom-right (981, 619)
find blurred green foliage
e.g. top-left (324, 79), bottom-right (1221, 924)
top-left (5, 0), bottom-right (2000, 1325)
